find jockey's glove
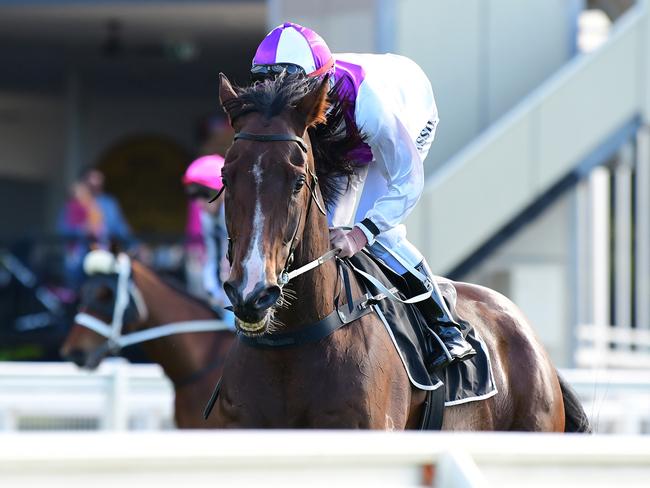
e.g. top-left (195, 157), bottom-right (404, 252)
top-left (329, 226), bottom-right (368, 258)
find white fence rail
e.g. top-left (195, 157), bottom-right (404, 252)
top-left (0, 431), bottom-right (648, 487)
top-left (0, 361), bottom-right (649, 434)
top-left (0, 359), bottom-right (174, 431)
top-left (576, 324), bottom-right (650, 369)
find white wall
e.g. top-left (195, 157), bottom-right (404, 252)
top-left (396, 0), bottom-right (577, 168)
top-left (268, 0), bottom-right (376, 53)
top-left (463, 192), bottom-right (574, 366)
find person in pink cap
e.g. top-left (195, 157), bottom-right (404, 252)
top-left (182, 155), bottom-right (232, 318)
top-left (250, 22), bottom-right (474, 368)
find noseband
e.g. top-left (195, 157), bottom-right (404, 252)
top-left (234, 132), bottom-right (309, 153)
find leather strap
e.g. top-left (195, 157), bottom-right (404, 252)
top-left (238, 295), bottom-right (373, 349)
top-left (203, 376), bottom-right (222, 420)
top-left (419, 378), bottom-right (446, 430)
top-left (234, 132), bottom-right (309, 153)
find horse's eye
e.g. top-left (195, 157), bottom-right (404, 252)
top-left (293, 176), bottom-right (306, 194)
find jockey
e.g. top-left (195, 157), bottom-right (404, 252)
top-left (183, 155), bottom-right (232, 320)
top-left (250, 22), bottom-right (475, 368)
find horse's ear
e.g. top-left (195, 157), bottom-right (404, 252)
top-left (296, 76), bottom-right (330, 128)
top-left (219, 73), bottom-right (239, 126)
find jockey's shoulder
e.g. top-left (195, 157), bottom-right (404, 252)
top-left (334, 52), bottom-right (419, 66)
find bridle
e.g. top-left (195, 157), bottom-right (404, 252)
top-left (227, 130), bottom-right (336, 288)
top-left (74, 253), bottom-right (231, 364)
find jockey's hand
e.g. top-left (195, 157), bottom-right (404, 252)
top-left (329, 226), bottom-right (368, 258)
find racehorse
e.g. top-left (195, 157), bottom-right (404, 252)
top-left (210, 72), bottom-right (590, 432)
top-left (60, 251), bottom-right (234, 428)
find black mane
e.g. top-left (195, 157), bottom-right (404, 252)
top-left (228, 74), bottom-right (366, 210)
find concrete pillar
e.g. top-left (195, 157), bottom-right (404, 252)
top-left (63, 71), bottom-right (83, 188)
top-left (571, 179), bottom-right (591, 366)
top-left (590, 166), bottom-right (611, 327)
top-left (614, 144), bottom-right (633, 334)
top-left (375, 0), bottom-right (396, 53)
top-left (636, 126), bottom-right (650, 329)
top-left (590, 166), bottom-right (611, 367)
top-left (574, 179), bottom-right (591, 327)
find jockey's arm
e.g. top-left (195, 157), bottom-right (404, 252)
top-left (356, 111), bottom-right (430, 244)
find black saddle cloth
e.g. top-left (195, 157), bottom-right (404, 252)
top-left (348, 251), bottom-right (497, 406)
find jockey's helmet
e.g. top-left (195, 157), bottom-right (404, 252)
top-left (251, 22), bottom-right (334, 81)
top-left (182, 154), bottom-right (225, 197)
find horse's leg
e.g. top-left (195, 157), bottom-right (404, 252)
top-left (344, 320), bottom-right (415, 430)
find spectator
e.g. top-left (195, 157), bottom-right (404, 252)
top-left (82, 168), bottom-right (134, 249)
top-left (57, 180), bottom-right (107, 289)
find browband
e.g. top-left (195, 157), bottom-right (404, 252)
top-left (233, 132), bottom-right (309, 153)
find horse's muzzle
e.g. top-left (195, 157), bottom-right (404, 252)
top-left (61, 349), bottom-right (99, 370)
top-left (224, 281), bottom-right (281, 324)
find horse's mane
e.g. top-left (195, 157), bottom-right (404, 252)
top-left (227, 74), bottom-right (366, 210)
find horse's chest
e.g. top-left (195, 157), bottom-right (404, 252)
top-left (219, 357), bottom-right (379, 428)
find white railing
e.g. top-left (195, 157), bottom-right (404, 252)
top-left (576, 324), bottom-right (650, 369)
top-left (407, 0), bottom-right (650, 274)
top-left (560, 368), bottom-right (650, 434)
top-left (0, 362), bottom-right (649, 434)
top-left (0, 359), bottom-right (174, 431)
top-left (0, 431), bottom-right (648, 487)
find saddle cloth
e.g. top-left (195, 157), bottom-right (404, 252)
top-left (348, 251), bottom-right (497, 406)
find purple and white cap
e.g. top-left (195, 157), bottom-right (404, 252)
top-left (252, 22), bottom-right (334, 77)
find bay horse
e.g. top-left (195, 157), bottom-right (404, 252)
top-left (211, 72), bottom-right (590, 431)
top-left (60, 250), bottom-right (234, 428)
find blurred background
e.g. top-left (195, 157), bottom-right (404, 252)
top-left (1, 0), bottom-right (649, 436)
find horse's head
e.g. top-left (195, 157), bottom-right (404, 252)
top-left (218, 73), bottom-right (330, 335)
top-left (60, 250), bottom-right (147, 369)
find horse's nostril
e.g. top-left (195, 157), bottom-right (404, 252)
top-left (252, 286), bottom-right (281, 311)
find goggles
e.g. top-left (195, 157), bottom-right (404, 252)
top-left (185, 183), bottom-right (216, 200)
top-left (250, 63), bottom-right (306, 81)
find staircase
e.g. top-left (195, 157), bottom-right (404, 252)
top-left (407, 0), bottom-right (650, 277)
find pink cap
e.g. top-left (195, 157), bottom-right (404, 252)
top-left (182, 154), bottom-right (225, 191)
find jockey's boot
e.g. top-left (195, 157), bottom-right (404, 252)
top-left (404, 261), bottom-right (476, 369)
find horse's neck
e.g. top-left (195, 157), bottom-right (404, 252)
top-left (131, 262), bottom-right (216, 385)
top-left (274, 195), bottom-right (337, 331)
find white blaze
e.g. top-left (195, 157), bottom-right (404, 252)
top-left (241, 156), bottom-right (266, 300)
